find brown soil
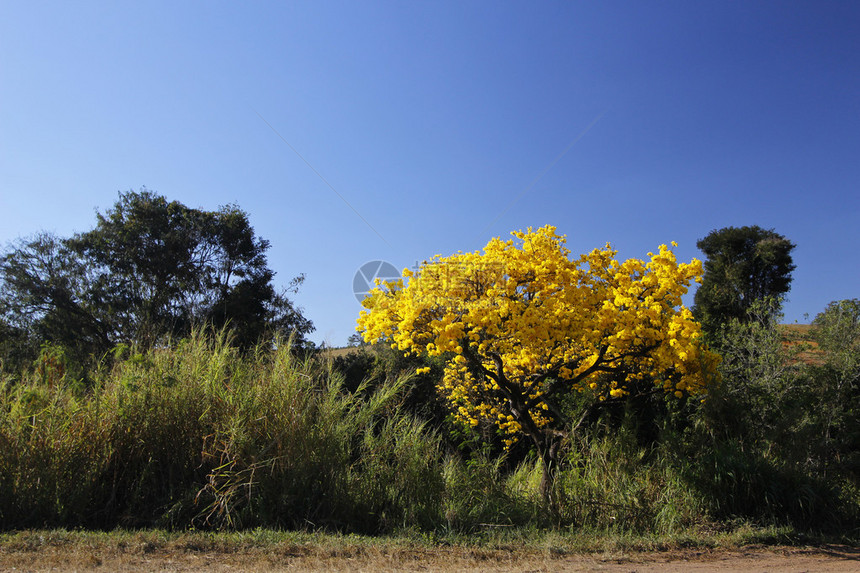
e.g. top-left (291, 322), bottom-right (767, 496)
top-left (1, 544), bottom-right (858, 572)
top-left (779, 323), bottom-right (827, 365)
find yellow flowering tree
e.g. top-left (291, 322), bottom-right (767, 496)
top-left (358, 226), bottom-right (718, 499)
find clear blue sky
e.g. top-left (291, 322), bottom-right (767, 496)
top-left (2, 1), bottom-right (858, 345)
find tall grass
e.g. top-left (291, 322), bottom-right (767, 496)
top-left (0, 331), bottom-right (444, 532)
top-left (1, 330), bottom-right (856, 536)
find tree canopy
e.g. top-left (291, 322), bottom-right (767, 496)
top-left (692, 225), bottom-right (795, 335)
top-left (0, 190), bottom-right (312, 364)
top-left (812, 299), bottom-right (860, 355)
top-left (357, 226), bottom-right (718, 496)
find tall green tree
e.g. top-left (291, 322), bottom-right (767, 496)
top-left (0, 190), bottom-right (313, 365)
top-left (692, 225), bottom-right (795, 335)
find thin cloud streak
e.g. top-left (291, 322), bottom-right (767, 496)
top-left (478, 111), bottom-right (606, 242)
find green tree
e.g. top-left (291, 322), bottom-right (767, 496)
top-left (813, 299), bottom-right (860, 357)
top-left (808, 299), bottom-right (860, 478)
top-left (0, 233), bottom-right (112, 368)
top-left (693, 225), bottom-right (795, 335)
top-left (0, 190), bottom-right (313, 366)
top-left (689, 298), bottom-right (850, 526)
top-left (701, 297), bottom-right (800, 449)
top-left (0, 312), bottom-right (35, 374)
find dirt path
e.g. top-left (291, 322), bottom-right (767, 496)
top-left (1, 545), bottom-right (858, 572)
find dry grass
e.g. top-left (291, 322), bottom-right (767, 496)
top-left (318, 346), bottom-right (362, 360)
top-left (0, 529), bottom-right (857, 572)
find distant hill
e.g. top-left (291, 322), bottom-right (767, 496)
top-left (318, 345), bottom-right (366, 359)
top-left (779, 324), bottom-right (825, 365)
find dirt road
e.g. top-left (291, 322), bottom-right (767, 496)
top-left (1, 544), bottom-right (858, 572)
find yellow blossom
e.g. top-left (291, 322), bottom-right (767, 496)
top-left (356, 225), bottom-right (718, 446)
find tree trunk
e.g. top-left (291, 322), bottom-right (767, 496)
top-left (538, 433), bottom-right (564, 511)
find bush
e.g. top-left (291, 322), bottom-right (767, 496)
top-left (686, 298), bottom-right (859, 531)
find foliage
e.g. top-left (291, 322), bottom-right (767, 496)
top-left (554, 431), bottom-right (705, 533)
top-left (688, 297), bottom-right (859, 528)
top-left (346, 332), bottom-right (367, 347)
top-left (358, 226), bottom-right (718, 497)
top-left (812, 299), bottom-right (860, 359)
top-left (0, 323), bottom-right (857, 535)
top-left (693, 225), bottom-right (795, 336)
top-left (0, 330), bottom-right (442, 532)
top-left (2, 209), bottom-right (856, 536)
top-left (807, 299), bottom-right (860, 480)
top-left (329, 343), bottom-right (450, 430)
top-left (699, 297), bottom-right (800, 449)
top-left (707, 297), bottom-right (860, 481)
top-left (685, 442), bottom-right (846, 528)
top-left (0, 233), bottom-right (110, 370)
top-left (0, 190), bottom-right (312, 366)
top-left (441, 453), bottom-right (537, 531)
top-left (0, 314), bottom-right (34, 375)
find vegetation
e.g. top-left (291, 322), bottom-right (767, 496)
top-left (0, 189), bottom-right (313, 373)
top-left (693, 225), bottom-right (795, 336)
top-left (358, 226), bottom-right (719, 502)
top-left (0, 326), bottom-right (855, 536)
top-left (0, 525), bottom-right (843, 572)
top-left (0, 205), bottom-right (856, 543)
top-left (0, 331), bottom-right (442, 532)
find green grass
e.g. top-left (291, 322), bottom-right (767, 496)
top-left (0, 329), bottom-right (857, 537)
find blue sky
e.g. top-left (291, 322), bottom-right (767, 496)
top-left (2, 1), bottom-right (858, 345)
